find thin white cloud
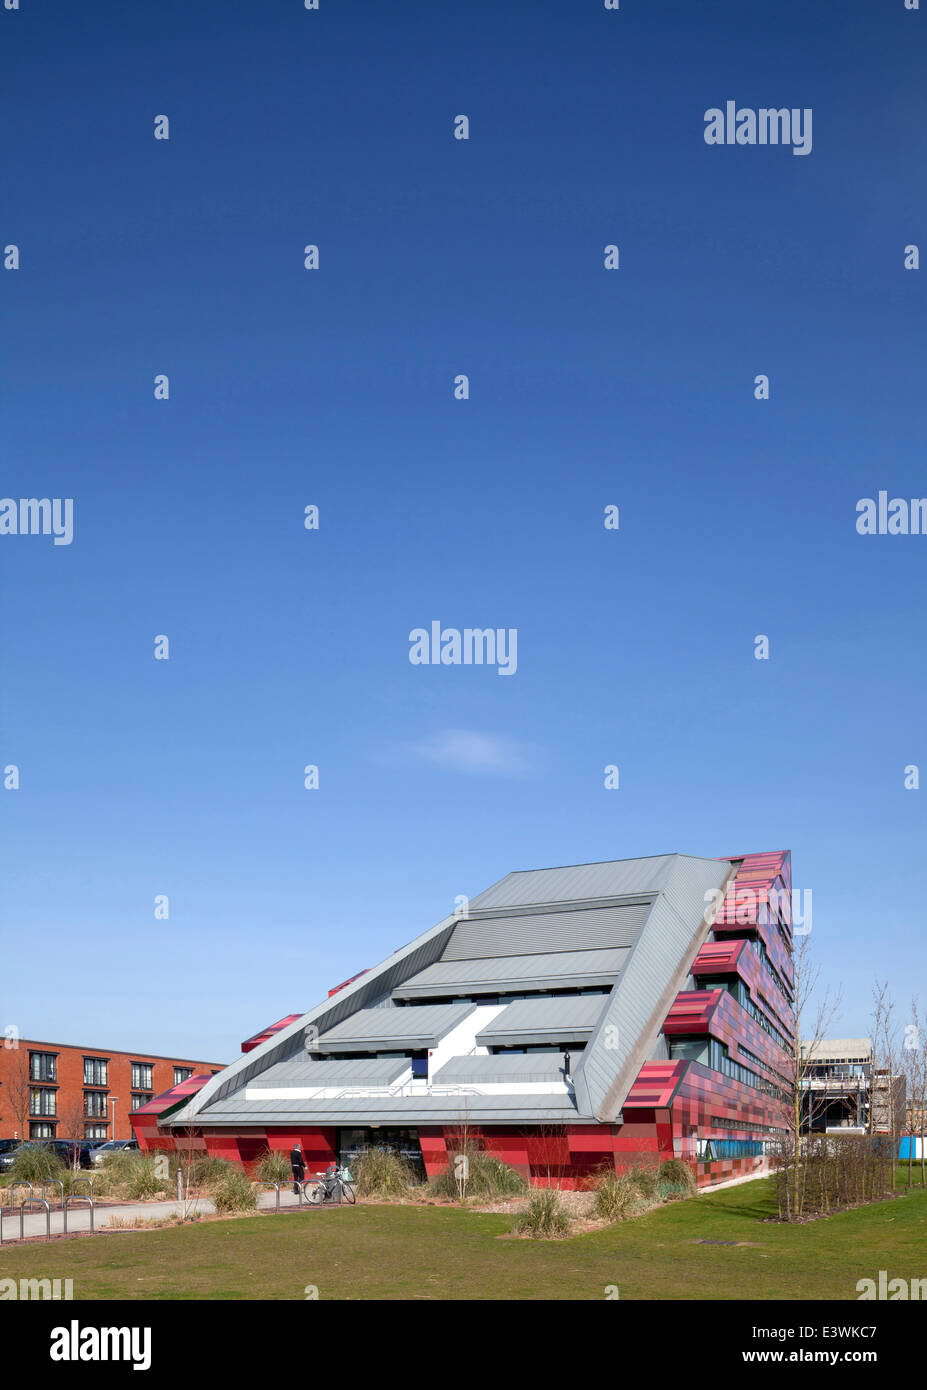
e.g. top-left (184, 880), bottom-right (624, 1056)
top-left (406, 729), bottom-right (533, 776)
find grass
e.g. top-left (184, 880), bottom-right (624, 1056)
top-left (1, 1176), bottom-right (925, 1300)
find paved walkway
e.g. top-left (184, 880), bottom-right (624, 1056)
top-left (1, 1187), bottom-right (315, 1244)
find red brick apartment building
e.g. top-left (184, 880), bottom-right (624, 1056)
top-left (0, 1039), bottom-right (224, 1143)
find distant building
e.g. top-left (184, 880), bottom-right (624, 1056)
top-left (871, 1067), bottom-right (907, 1135)
top-left (0, 1038), bottom-right (223, 1143)
top-left (134, 850), bottom-right (795, 1189)
top-left (800, 1038), bottom-right (871, 1133)
top-left (799, 1038), bottom-right (907, 1135)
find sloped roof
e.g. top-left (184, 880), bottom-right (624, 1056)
top-left (248, 1056), bottom-right (408, 1090)
top-left (475, 994), bottom-right (604, 1047)
top-left (432, 1054), bottom-right (567, 1085)
top-left (441, 901), bottom-right (650, 960)
top-left (392, 947), bottom-right (627, 1000)
top-left (186, 1093), bottom-right (580, 1125)
top-left (468, 855), bottom-right (678, 909)
top-left (314, 1002), bottom-right (473, 1051)
top-left (178, 852), bottom-right (736, 1130)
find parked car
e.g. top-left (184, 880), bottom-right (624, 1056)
top-left (0, 1139), bottom-right (96, 1172)
top-left (0, 1139), bottom-right (21, 1167)
top-left (50, 1139), bottom-right (98, 1169)
top-left (90, 1139), bottom-right (139, 1165)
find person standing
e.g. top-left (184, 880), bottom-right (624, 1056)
top-left (290, 1141), bottom-right (305, 1195)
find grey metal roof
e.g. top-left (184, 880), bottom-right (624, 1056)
top-left (188, 912), bottom-right (459, 1124)
top-left (441, 902), bottom-right (650, 960)
top-left (314, 1002), bottom-right (473, 1052)
top-left (572, 855), bottom-right (736, 1121)
top-left (469, 855), bottom-right (678, 910)
top-left (177, 1093), bottom-right (581, 1125)
top-left (182, 851), bottom-right (735, 1132)
top-left (432, 1054), bottom-right (567, 1084)
top-left (475, 994), bottom-right (605, 1047)
top-left (249, 1056), bottom-right (408, 1089)
top-left (391, 947), bottom-right (627, 1000)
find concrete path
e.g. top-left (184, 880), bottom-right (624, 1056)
top-left (1, 1186), bottom-right (316, 1244)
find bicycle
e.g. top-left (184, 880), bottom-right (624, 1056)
top-left (302, 1164), bottom-right (356, 1205)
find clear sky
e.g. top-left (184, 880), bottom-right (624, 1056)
top-left (2, 0), bottom-right (924, 1064)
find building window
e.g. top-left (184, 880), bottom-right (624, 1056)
top-left (84, 1091), bottom-right (108, 1119)
top-left (85, 1125), bottom-right (108, 1141)
top-left (30, 1122), bottom-right (55, 1139)
top-left (173, 1067), bottom-right (193, 1086)
top-left (131, 1093), bottom-right (153, 1110)
top-left (131, 1062), bottom-right (153, 1090)
top-left (30, 1087), bottom-right (57, 1116)
top-left (83, 1057), bottom-right (108, 1086)
top-left (29, 1051), bottom-right (57, 1082)
top-left (668, 1037), bottom-right (710, 1065)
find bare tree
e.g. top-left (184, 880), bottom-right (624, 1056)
top-left (871, 981), bottom-right (901, 1189)
top-left (57, 1091), bottom-right (89, 1170)
top-left (6, 1047), bottom-right (32, 1142)
top-left (782, 934), bottom-right (842, 1219)
top-left (902, 997), bottom-right (926, 1190)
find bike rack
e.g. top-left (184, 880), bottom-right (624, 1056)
top-left (40, 1180), bottom-right (66, 1234)
top-left (8, 1180), bottom-right (33, 1210)
top-left (256, 1181), bottom-right (283, 1213)
top-left (254, 1181), bottom-right (310, 1212)
top-left (19, 1197), bottom-right (51, 1241)
top-left (65, 1184), bottom-right (95, 1239)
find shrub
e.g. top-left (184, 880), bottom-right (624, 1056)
top-left (8, 1147), bottom-right (67, 1184)
top-left (173, 1153), bottom-right (235, 1189)
top-left (98, 1151), bottom-right (172, 1199)
top-left (658, 1158), bottom-right (697, 1196)
top-left (428, 1148), bottom-right (527, 1202)
top-left (512, 1189), bottom-right (570, 1239)
top-left (351, 1147), bottom-right (419, 1200)
top-left (255, 1148), bottom-right (291, 1184)
top-left (208, 1166), bottom-right (257, 1214)
top-left (125, 1155), bottom-right (172, 1200)
top-left (630, 1165), bottom-right (660, 1200)
top-left (593, 1172), bottom-right (646, 1223)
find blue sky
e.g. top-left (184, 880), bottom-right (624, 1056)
top-left (2, 0), bottom-right (925, 1063)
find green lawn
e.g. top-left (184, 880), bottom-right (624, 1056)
top-left (2, 1178), bottom-right (925, 1300)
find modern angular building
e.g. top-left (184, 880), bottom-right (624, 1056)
top-left (134, 850), bottom-right (795, 1188)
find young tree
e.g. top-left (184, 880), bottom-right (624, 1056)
top-left (57, 1090), bottom-right (90, 1169)
top-left (871, 981), bottom-right (902, 1189)
top-left (783, 933), bottom-right (842, 1219)
top-left (902, 997), bottom-right (926, 1189)
top-left (6, 1047), bottom-right (33, 1142)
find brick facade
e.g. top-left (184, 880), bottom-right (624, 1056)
top-left (0, 1038), bottom-right (223, 1143)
